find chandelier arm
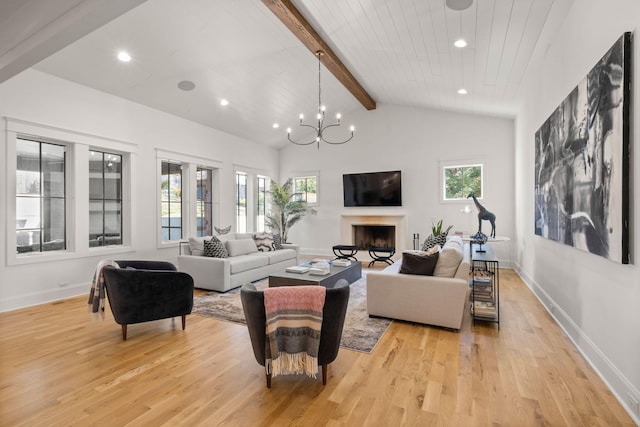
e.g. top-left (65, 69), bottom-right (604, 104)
top-left (288, 134), bottom-right (318, 145)
top-left (320, 132), bottom-right (355, 145)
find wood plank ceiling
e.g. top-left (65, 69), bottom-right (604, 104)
top-left (30, 0), bottom-right (573, 147)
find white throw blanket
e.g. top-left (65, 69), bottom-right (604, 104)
top-left (87, 260), bottom-right (118, 321)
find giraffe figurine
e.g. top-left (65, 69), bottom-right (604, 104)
top-left (467, 192), bottom-right (496, 238)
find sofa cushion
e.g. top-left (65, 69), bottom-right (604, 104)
top-left (203, 236), bottom-right (228, 258)
top-left (188, 236), bottom-right (211, 256)
top-left (226, 239), bottom-right (258, 257)
top-left (253, 232), bottom-right (274, 252)
top-left (229, 254), bottom-right (269, 274)
top-left (399, 251), bottom-right (439, 275)
top-left (433, 239), bottom-right (464, 278)
top-left (262, 248), bottom-right (297, 264)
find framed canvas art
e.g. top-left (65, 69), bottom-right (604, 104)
top-left (534, 32), bottom-right (631, 264)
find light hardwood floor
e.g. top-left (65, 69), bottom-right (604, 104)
top-left (0, 268), bottom-right (635, 426)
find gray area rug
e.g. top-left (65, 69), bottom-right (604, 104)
top-left (192, 274), bottom-right (391, 353)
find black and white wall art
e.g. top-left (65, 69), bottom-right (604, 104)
top-left (534, 32), bottom-right (631, 264)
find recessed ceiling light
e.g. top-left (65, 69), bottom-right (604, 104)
top-left (458, 88), bottom-right (468, 95)
top-left (117, 51), bottom-right (131, 62)
top-left (220, 99), bottom-right (229, 106)
top-left (177, 80), bottom-right (195, 91)
top-left (272, 123), bottom-right (280, 129)
top-left (454, 39), bottom-right (467, 48)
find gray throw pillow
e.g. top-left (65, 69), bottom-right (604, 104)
top-left (203, 236), bottom-right (228, 258)
top-left (272, 233), bottom-right (283, 250)
top-left (399, 251), bottom-right (439, 276)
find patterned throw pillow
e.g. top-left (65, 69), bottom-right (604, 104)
top-left (253, 232), bottom-right (274, 252)
top-left (421, 233), bottom-right (448, 251)
top-left (272, 233), bottom-right (283, 250)
top-left (203, 236), bottom-right (228, 258)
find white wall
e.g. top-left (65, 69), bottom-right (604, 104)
top-left (0, 69), bottom-right (279, 311)
top-left (515, 0), bottom-right (640, 421)
top-left (279, 104), bottom-right (515, 264)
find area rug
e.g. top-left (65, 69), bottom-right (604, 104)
top-left (192, 274), bottom-right (391, 353)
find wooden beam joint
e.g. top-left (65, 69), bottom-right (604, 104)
top-left (262, 0), bottom-right (376, 110)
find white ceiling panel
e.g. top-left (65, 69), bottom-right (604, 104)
top-left (23, 0), bottom-right (574, 147)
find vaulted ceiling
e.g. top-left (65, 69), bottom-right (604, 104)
top-left (10, 0), bottom-right (574, 147)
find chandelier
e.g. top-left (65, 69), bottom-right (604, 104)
top-left (287, 50), bottom-right (355, 148)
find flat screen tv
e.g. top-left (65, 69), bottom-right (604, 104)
top-left (343, 170), bottom-right (402, 207)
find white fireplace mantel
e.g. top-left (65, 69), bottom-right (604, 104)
top-left (341, 214), bottom-right (408, 255)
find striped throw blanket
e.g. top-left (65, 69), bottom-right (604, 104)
top-left (263, 285), bottom-right (326, 378)
top-left (87, 259), bottom-right (118, 321)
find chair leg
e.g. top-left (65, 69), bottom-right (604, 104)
top-left (121, 324), bottom-right (127, 341)
top-left (266, 372), bottom-right (272, 388)
top-left (181, 315), bottom-right (187, 330)
top-left (322, 364), bottom-right (327, 385)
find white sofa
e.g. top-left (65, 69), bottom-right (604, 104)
top-left (366, 237), bottom-right (470, 330)
top-left (178, 233), bottom-right (299, 292)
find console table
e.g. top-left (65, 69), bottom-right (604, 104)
top-left (470, 243), bottom-right (500, 329)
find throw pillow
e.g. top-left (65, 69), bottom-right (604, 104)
top-left (188, 236), bottom-right (210, 256)
top-left (253, 232), bottom-right (274, 252)
top-left (399, 251), bottom-right (439, 275)
top-left (203, 236), bottom-right (228, 258)
top-left (225, 239), bottom-right (258, 257)
top-left (433, 241), bottom-right (464, 277)
top-left (421, 233), bottom-right (448, 251)
top-left (272, 233), bottom-right (283, 250)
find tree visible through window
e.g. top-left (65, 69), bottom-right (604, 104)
top-left (16, 138), bottom-right (66, 254)
top-left (257, 176), bottom-right (267, 232)
top-left (293, 176), bottom-right (317, 204)
top-left (443, 164), bottom-right (483, 200)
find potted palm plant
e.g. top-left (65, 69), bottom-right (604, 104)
top-left (265, 179), bottom-right (316, 243)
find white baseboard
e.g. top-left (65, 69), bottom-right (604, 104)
top-left (0, 282), bottom-right (88, 313)
top-left (514, 263), bottom-right (640, 425)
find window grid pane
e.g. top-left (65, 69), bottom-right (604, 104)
top-left (90, 150), bottom-right (123, 247)
top-left (257, 177), bottom-right (266, 232)
top-left (236, 172), bottom-right (247, 233)
top-left (161, 161), bottom-right (183, 241)
top-left (16, 138), bottom-right (66, 254)
top-left (196, 167), bottom-right (213, 237)
top-left (444, 165), bottom-right (483, 200)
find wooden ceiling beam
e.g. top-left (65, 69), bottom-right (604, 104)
top-left (261, 0), bottom-right (376, 110)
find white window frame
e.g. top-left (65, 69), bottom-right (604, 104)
top-left (5, 118), bottom-right (136, 266)
top-left (439, 159), bottom-right (484, 203)
top-left (291, 171), bottom-right (319, 207)
top-left (233, 165), bottom-right (272, 233)
top-left (156, 149), bottom-right (222, 248)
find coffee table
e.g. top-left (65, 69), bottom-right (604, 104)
top-left (269, 261), bottom-right (362, 288)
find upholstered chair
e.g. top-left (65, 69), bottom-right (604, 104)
top-left (102, 261), bottom-right (194, 340)
top-left (240, 279), bottom-right (350, 388)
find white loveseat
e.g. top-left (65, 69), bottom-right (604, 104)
top-left (178, 233), bottom-right (299, 292)
top-left (366, 237), bottom-right (470, 330)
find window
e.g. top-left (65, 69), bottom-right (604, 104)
top-left (89, 151), bottom-right (122, 247)
top-left (293, 175), bottom-right (318, 205)
top-left (236, 171), bottom-right (247, 233)
top-left (443, 164), bottom-right (483, 200)
top-left (256, 176), bottom-right (267, 232)
top-left (196, 167), bottom-right (213, 237)
top-left (161, 161), bottom-right (182, 241)
top-left (16, 138), bottom-right (66, 253)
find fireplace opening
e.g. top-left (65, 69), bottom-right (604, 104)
top-left (352, 225), bottom-right (396, 249)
